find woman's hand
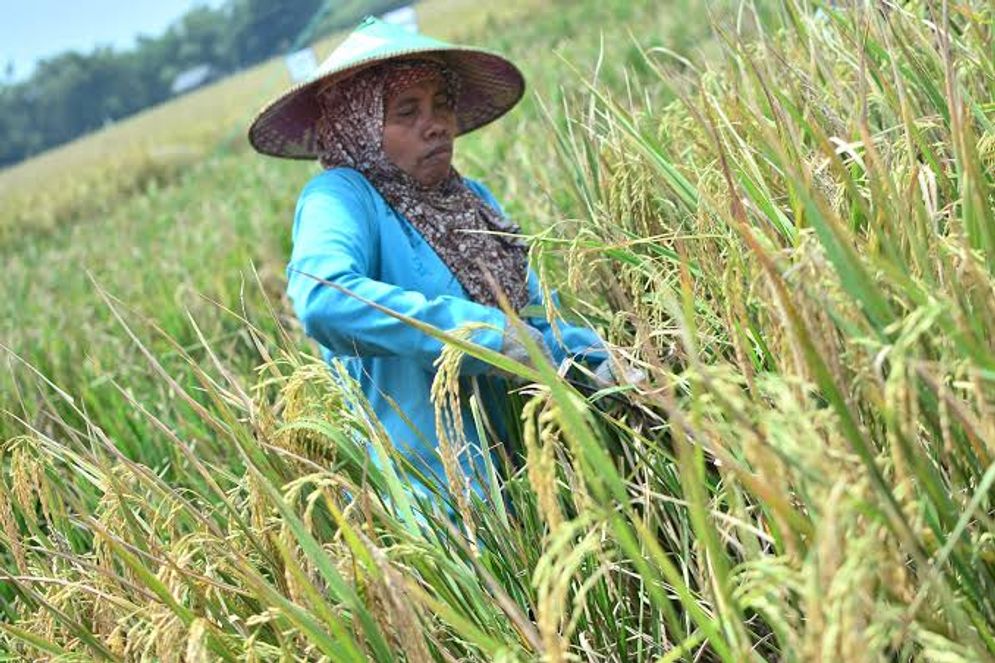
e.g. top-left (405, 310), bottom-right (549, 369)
top-left (499, 324), bottom-right (554, 369)
top-left (593, 358), bottom-right (647, 388)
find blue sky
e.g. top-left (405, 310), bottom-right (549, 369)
top-left (2, 0), bottom-right (227, 82)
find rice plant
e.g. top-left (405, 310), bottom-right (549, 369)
top-left (3, 0), bottom-right (995, 661)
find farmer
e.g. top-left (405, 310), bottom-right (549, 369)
top-left (248, 17), bottom-right (627, 503)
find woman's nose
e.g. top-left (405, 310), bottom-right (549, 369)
top-left (424, 108), bottom-right (453, 139)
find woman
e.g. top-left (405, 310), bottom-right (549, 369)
top-left (249, 17), bottom-right (622, 503)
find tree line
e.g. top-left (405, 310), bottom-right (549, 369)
top-left (0, 0), bottom-right (408, 169)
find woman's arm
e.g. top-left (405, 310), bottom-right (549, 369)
top-left (286, 171), bottom-right (507, 376)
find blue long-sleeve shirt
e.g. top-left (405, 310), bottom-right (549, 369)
top-left (286, 167), bottom-right (605, 492)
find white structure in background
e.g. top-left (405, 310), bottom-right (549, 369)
top-left (285, 48), bottom-right (319, 83)
top-left (381, 5), bottom-right (418, 33)
top-left (170, 64), bottom-right (218, 95)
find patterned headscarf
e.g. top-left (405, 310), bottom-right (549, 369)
top-left (314, 60), bottom-right (529, 311)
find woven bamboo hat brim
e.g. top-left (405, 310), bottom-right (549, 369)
top-left (248, 16), bottom-right (525, 160)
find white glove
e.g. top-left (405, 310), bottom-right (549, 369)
top-left (592, 358), bottom-right (646, 388)
top-left (499, 324), bottom-right (554, 369)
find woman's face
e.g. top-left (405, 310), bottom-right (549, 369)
top-left (382, 74), bottom-right (457, 187)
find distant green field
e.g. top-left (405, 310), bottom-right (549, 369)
top-left (0, 0), bottom-right (549, 246)
top-left (3, 1), bottom-right (995, 661)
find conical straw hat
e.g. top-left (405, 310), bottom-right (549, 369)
top-left (248, 16), bottom-right (525, 159)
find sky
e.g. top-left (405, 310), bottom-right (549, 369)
top-left (1, 0), bottom-right (227, 82)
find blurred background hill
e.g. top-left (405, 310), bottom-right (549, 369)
top-left (0, 0), bottom-right (412, 169)
top-left (0, 0), bottom-right (510, 242)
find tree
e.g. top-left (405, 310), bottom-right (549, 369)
top-left (230, 0), bottom-right (324, 67)
top-left (0, 0), bottom-right (352, 167)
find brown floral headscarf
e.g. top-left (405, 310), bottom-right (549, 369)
top-left (314, 60), bottom-right (529, 311)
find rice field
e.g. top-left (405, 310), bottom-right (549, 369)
top-left (3, 0), bottom-right (995, 660)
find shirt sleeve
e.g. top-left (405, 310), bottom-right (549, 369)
top-left (286, 170), bottom-right (508, 376)
top-left (465, 177), bottom-right (608, 367)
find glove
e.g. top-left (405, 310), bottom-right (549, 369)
top-left (592, 358), bottom-right (646, 388)
top-left (499, 324), bottom-right (554, 370)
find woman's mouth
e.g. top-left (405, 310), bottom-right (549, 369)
top-left (423, 144), bottom-right (452, 162)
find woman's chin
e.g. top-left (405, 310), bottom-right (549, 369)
top-left (416, 163), bottom-right (452, 188)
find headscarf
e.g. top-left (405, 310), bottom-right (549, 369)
top-left (314, 60), bottom-right (530, 311)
